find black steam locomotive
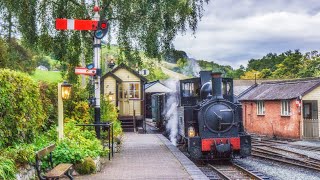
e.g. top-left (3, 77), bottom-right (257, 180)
top-left (177, 71), bottom-right (251, 160)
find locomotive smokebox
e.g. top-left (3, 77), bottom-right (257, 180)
top-left (211, 72), bottom-right (223, 99)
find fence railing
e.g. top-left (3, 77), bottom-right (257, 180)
top-left (303, 119), bottom-right (319, 138)
top-left (76, 122), bottom-right (114, 160)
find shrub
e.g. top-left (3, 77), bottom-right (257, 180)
top-left (64, 84), bottom-right (92, 124)
top-left (1, 144), bottom-right (35, 167)
top-left (0, 69), bottom-right (47, 148)
top-left (49, 120), bottom-right (108, 167)
top-left (0, 156), bottom-right (17, 180)
top-left (101, 96), bottom-right (123, 138)
top-left (74, 157), bottom-right (96, 175)
top-left (39, 82), bottom-right (58, 130)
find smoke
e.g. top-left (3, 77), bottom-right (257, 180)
top-left (189, 58), bottom-right (201, 77)
top-left (181, 58), bottom-right (201, 77)
top-left (163, 79), bottom-right (179, 146)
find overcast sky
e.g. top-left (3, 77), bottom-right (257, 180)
top-left (173, 0), bottom-right (320, 68)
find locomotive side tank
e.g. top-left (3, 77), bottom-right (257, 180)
top-left (178, 71), bottom-right (251, 160)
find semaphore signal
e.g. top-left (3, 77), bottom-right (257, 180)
top-left (55, 19), bottom-right (99, 31)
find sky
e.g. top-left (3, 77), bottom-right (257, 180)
top-left (173, 0), bottom-right (320, 68)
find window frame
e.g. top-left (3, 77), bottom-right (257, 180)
top-left (281, 100), bottom-right (291, 116)
top-left (129, 82), bottom-right (140, 99)
top-left (256, 101), bottom-right (265, 115)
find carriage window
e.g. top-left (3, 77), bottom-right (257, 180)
top-left (129, 83), bottom-right (140, 99)
top-left (182, 82), bottom-right (196, 97)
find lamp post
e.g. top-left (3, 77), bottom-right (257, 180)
top-left (58, 81), bottom-right (72, 140)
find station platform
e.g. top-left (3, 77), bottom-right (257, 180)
top-left (77, 133), bottom-right (208, 180)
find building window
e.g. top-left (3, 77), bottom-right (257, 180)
top-left (129, 83), bottom-right (140, 99)
top-left (257, 101), bottom-right (265, 115)
top-left (119, 85), bottom-right (123, 99)
top-left (281, 100), bottom-right (291, 116)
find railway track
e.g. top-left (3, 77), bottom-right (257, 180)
top-left (252, 138), bottom-right (320, 153)
top-left (206, 162), bottom-right (270, 180)
top-left (252, 146), bottom-right (320, 171)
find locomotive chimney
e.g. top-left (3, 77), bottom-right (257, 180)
top-left (211, 72), bottom-right (223, 99)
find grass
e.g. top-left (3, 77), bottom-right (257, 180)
top-left (31, 69), bottom-right (62, 83)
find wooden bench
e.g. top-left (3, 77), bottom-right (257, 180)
top-left (35, 144), bottom-right (73, 180)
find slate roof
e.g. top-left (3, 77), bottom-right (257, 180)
top-left (239, 78), bottom-right (320, 101)
top-left (101, 72), bottom-right (123, 82)
top-left (145, 80), bottom-right (158, 89)
top-left (233, 80), bottom-right (272, 97)
top-left (144, 81), bottom-right (173, 93)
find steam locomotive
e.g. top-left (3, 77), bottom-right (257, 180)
top-left (177, 71), bottom-right (251, 160)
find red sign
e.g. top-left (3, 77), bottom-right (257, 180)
top-left (75, 67), bottom-right (96, 76)
top-left (56, 19), bottom-right (98, 31)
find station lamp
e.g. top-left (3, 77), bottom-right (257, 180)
top-left (61, 81), bottom-right (72, 100)
top-left (58, 81), bottom-right (72, 139)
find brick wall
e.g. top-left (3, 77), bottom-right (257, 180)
top-left (242, 100), bottom-right (301, 139)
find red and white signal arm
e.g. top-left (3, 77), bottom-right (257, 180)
top-left (75, 67), bottom-right (97, 76)
top-left (56, 19), bottom-right (98, 31)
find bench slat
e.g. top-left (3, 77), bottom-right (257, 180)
top-left (36, 144), bottom-right (56, 159)
top-left (45, 163), bottom-right (73, 178)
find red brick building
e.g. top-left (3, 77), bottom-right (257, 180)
top-left (239, 78), bottom-right (320, 139)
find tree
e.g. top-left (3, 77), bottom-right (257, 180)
top-left (240, 70), bottom-right (262, 80)
top-left (298, 50), bottom-right (320, 78)
top-left (1, 0), bottom-right (210, 83)
top-left (177, 58), bottom-right (188, 68)
top-left (272, 50), bottom-right (303, 78)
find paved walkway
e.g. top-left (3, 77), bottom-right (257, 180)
top-left (77, 133), bottom-right (208, 180)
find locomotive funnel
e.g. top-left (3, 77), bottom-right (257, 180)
top-left (212, 72), bottom-right (223, 99)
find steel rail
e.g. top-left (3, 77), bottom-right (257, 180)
top-left (252, 152), bottom-right (320, 172)
top-left (208, 163), bottom-right (264, 180)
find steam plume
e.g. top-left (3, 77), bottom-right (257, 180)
top-left (163, 79), bottom-right (179, 146)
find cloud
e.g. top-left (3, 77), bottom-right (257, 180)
top-left (174, 0), bottom-right (320, 68)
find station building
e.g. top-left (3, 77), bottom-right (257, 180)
top-left (101, 63), bottom-right (147, 132)
top-left (239, 78), bottom-right (320, 139)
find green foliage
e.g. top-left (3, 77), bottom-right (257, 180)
top-left (240, 70), bottom-right (262, 80)
top-left (1, 144), bottom-right (35, 167)
top-left (34, 55), bottom-right (51, 70)
top-left (0, 38), bottom-right (9, 66)
top-left (272, 50), bottom-right (303, 78)
top-left (101, 96), bottom-right (123, 138)
top-left (52, 121), bottom-right (108, 165)
top-left (74, 157), bottom-right (96, 175)
top-left (0, 69), bottom-right (46, 148)
top-left (38, 82), bottom-right (58, 130)
top-left (64, 85), bottom-right (92, 124)
top-left (164, 50), bottom-right (188, 63)
top-left (177, 58), bottom-right (188, 68)
top-left (0, 156), bottom-right (16, 180)
top-left (247, 53), bottom-right (285, 72)
top-left (0, 39), bottom-right (36, 74)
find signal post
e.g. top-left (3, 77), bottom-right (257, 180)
top-left (55, 0), bottom-right (108, 138)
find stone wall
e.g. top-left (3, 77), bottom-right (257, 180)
top-left (16, 165), bottom-right (36, 180)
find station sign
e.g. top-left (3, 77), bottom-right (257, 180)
top-left (139, 69), bottom-right (149, 76)
top-left (75, 67), bottom-right (97, 76)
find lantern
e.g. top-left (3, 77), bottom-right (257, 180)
top-left (61, 81), bottom-right (72, 100)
